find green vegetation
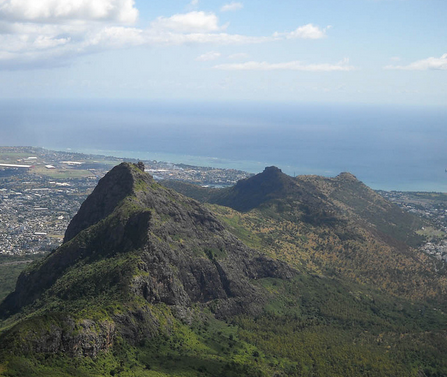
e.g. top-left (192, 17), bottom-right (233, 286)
top-left (3, 163), bottom-right (447, 376)
top-left (0, 311), bottom-right (273, 377)
top-left (417, 226), bottom-right (446, 240)
top-left (0, 151), bottom-right (35, 161)
top-left (3, 274), bottom-right (447, 376)
top-left (30, 167), bottom-right (94, 179)
top-left (161, 181), bottom-right (218, 203)
top-left (0, 254), bottom-right (45, 303)
top-left (0, 262), bottom-right (29, 303)
top-left (230, 274), bottom-right (447, 376)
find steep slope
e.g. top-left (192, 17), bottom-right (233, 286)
top-left (62, 160), bottom-right (137, 243)
top-left (207, 166), bottom-right (299, 212)
top-left (298, 172), bottom-right (426, 247)
top-left (0, 163), bottom-right (293, 355)
top-left (166, 167), bottom-right (446, 303)
top-left (163, 166), bottom-right (340, 226)
top-left (3, 164), bottom-right (447, 376)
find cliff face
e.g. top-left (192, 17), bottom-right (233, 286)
top-left (4, 163), bottom-right (447, 376)
top-left (166, 166), bottom-right (426, 248)
top-left (0, 163), bottom-right (294, 355)
top-left (63, 162), bottom-right (137, 243)
top-left (165, 167), bottom-right (442, 302)
top-left (207, 166), bottom-right (304, 212)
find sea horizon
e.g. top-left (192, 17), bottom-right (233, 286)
top-left (2, 99), bottom-right (447, 193)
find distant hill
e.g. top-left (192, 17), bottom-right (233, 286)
top-left (2, 164), bottom-right (447, 376)
top-left (163, 167), bottom-right (443, 303)
top-left (0, 163), bottom-right (296, 376)
top-left (1, 163), bottom-right (293, 318)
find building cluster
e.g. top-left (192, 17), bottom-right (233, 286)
top-left (379, 191), bottom-right (447, 232)
top-left (379, 190), bottom-right (447, 262)
top-left (420, 240), bottom-right (447, 262)
top-left (0, 147), bottom-right (253, 255)
top-left (0, 175), bottom-right (94, 255)
top-left (147, 163), bottom-right (251, 187)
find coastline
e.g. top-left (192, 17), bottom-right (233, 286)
top-left (45, 146), bottom-right (447, 193)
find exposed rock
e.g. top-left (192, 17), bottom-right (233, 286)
top-left (0, 162), bottom-right (295, 356)
top-left (63, 162), bottom-right (140, 243)
top-left (335, 172), bottom-right (359, 182)
top-left (1, 316), bottom-right (116, 358)
top-left (135, 161), bottom-right (145, 172)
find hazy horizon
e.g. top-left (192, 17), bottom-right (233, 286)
top-left (0, 0), bottom-right (446, 191)
top-left (1, 99), bottom-right (446, 192)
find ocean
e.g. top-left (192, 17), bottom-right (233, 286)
top-left (1, 99), bottom-right (447, 192)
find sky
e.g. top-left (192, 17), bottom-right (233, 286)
top-left (0, 0), bottom-right (446, 106)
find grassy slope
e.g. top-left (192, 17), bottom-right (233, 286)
top-left (3, 168), bottom-right (447, 376)
top-left (237, 275), bottom-right (447, 377)
top-left (0, 313), bottom-right (273, 377)
top-left (201, 202), bottom-right (447, 375)
top-left (0, 255), bottom-right (45, 303)
top-left (3, 273), bottom-right (447, 376)
top-left (210, 203), bottom-right (447, 303)
top-left (298, 174), bottom-right (427, 248)
top-left (3, 227), bottom-right (447, 377)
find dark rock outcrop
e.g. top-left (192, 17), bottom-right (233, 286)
top-left (63, 162), bottom-right (138, 243)
top-left (0, 315), bottom-right (116, 358)
top-left (208, 166), bottom-right (298, 212)
top-left (0, 163), bottom-right (295, 355)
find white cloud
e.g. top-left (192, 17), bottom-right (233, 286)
top-left (151, 11), bottom-right (220, 33)
top-left (0, 0), bottom-right (138, 23)
top-left (0, 4), bottom-right (329, 70)
top-left (214, 59), bottom-right (355, 72)
top-left (87, 26), bottom-right (145, 48)
top-left (0, 24), bottom-right (274, 69)
top-left (196, 51), bottom-right (221, 61)
top-left (274, 24), bottom-right (328, 39)
top-left (384, 54), bottom-right (447, 71)
top-left (144, 32), bottom-right (272, 46)
top-left (220, 2), bottom-right (243, 12)
top-left (228, 52), bottom-right (249, 60)
top-left (0, 26), bottom-right (69, 52)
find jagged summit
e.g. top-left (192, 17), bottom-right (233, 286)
top-left (64, 162), bottom-right (152, 243)
top-left (261, 166), bottom-right (282, 174)
top-left (335, 171), bottom-right (358, 182)
top-left (0, 162), bottom-right (293, 339)
top-left (207, 165), bottom-right (298, 212)
top-left (3, 163), bottom-right (447, 376)
top-left (234, 165), bottom-right (293, 192)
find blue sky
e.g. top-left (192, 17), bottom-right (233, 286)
top-left (0, 0), bottom-right (446, 106)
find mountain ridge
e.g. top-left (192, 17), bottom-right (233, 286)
top-left (0, 163), bottom-right (294, 335)
top-left (163, 166), bottom-right (445, 303)
top-left (2, 163), bottom-right (447, 376)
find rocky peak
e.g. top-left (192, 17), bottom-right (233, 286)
top-left (1, 162), bottom-right (294, 325)
top-left (262, 166), bottom-right (283, 175)
top-left (335, 172), bottom-right (359, 182)
top-left (63, 162), bottom-right (152, 243)
top-left (135, 161), bottom-right (145, 172)
top-left (214, 166), bottom-right (297, 212)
